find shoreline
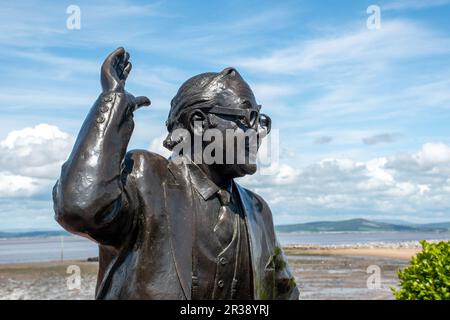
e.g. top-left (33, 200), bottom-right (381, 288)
top-left (0, 244), bottom-right (421, 266)
top-left (0, 259), bottom-right (97, 268)
top-left (282, 242), bottom-right (428, 260)
top-left (282, 239), bottom-right (437, 249)
top-left (284, 246), bottom-right (420, 260)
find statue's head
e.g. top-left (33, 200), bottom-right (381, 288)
top-left (164, 67), bottom-right (271, 178)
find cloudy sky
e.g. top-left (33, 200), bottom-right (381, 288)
top-left (1, 0), bottom-right (450, 230)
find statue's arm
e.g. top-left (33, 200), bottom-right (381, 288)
top-left (53, 48), bottom-right (150, 246)
top-left (53, 92), bottom-right (133, 244)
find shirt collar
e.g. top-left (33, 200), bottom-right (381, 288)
top-left (182, 156), bottom-right (233, 201)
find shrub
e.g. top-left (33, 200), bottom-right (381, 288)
top-left (392, 240), bottom-right (450, 300)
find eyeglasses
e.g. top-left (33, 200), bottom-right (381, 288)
top-left (167, 103), bottom-right (272, 134)
top-left (209, 105), bottom-right (271, 134)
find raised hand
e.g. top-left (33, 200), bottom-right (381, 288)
top-left (101, 47), bottom-right (131, 92)
top-left (101, 47), bottom-right (150, 111)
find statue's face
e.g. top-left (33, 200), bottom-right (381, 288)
top-left (195, 83), bottom-right (271, 178)
top-left (167, 68), bottom-right (271, 179)
top-left (204, 99), bottom-right (262, 177)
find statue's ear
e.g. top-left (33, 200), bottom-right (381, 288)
top-left (189, 110), bottom-right (207, 136)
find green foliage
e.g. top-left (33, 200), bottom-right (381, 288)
top-left (392, 240), bottom-right (450, 300)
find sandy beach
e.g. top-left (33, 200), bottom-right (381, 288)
top-left (285, 246), bottom-right (416, 300)
top-left (284, 246), bottom-right (421, 260)
top-left (0, 260), bottom-right (98, 300)
top-left (0, 245), bottom-right (415, 300)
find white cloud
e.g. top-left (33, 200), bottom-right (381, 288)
top-left (0, 172), bottom-right (50, 198)
top-left (273, 164), bottom-right (300, 185)
top-left (416, 142), bottom-right (450, 165)
top-left (365, 157), bottom-right (394, 185)
top-left (148, 133), bottom-right (172, 158)
top-left (386, 143), bottom-right (450, 176)
top-left (239, 142), bottom-right (450, 224)
top-left (0, 124), bottom-right (74, 198)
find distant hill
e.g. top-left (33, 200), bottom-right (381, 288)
top-left (0, 230), bottom-right (70, 239)
top-left (275, 218), bottom-right (449, 233)
top-left (420, 222), bottom-right (450, 229)
top-left (1, 218), bottom-right (449, 238)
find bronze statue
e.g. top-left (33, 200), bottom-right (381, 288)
top-left (53, 47), bottom-right (299, 300)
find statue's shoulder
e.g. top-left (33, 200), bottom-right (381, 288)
top-left (237, 185), bottom-right (275, 237)
top-left (124, 149), bottom-right (171, 180)
top-left (236, 183), bottom-right (272, 214)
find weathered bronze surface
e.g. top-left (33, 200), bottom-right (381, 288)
top-left (53, 47), bottom-right (299, 300)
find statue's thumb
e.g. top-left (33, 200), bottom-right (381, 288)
top-left (134, 96), bottom-right (151, 110)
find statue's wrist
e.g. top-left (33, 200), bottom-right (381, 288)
top-left (99, 91), bottom-right (120, 105)
top-left (102, 88), bottom-right (124, 95)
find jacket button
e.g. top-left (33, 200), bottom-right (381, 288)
top-left (217, 280), bottom-right (224, 288)
top-left (97, 116), bottom-right (105, 123)
top-left (103, 95), bottom-right (113, 102)
top-left (219, 257), bottom-right (227, 265)
top-left (100, 105), bottom-right (110, 113)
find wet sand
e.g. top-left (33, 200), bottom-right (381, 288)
top-left (0, 247), bottom-right (413, 300)
top-left (285, 247), bottom-right (412, 300)
top-left (0, 260), bottom-right (98, 300)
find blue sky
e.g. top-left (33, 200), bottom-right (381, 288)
top-left (1, 0), bottom-right (450, 230)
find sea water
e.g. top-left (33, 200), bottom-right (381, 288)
top-left (1, 231), bottom-right (450, 263)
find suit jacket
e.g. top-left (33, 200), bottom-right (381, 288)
top-left (53, 90), bottom-right (299, 300)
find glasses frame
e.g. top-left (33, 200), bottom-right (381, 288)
top-left (167, 104), bottom-right (272, 134)
top-left (204, 105), bottom-right (272, 134)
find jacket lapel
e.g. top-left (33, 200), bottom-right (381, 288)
top-left (234, 182), bottom-right (271, 299)
top-left (166, 160), bottom-right (193, 299)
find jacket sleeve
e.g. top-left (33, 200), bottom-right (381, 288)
top-left (251, 190), bottom-right (300, 300)
top-left (53, 91), bottom-right (138, 246)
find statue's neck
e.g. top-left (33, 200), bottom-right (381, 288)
top-left (187, 149), bottom-right (233, 189)
top-left (195, 163), bottom-right (233, 190)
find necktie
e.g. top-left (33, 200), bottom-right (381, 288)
top-left (214, 189), bottom-right (235, 248)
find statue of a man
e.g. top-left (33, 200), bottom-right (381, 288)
top-left (53, 47), bottom-right (299, 300)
